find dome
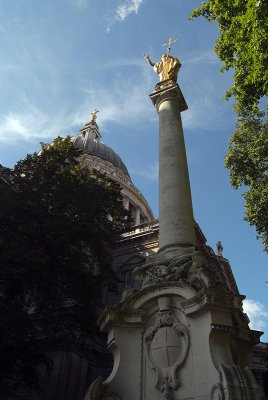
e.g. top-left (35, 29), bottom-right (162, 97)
top-left (72, 135), bottom-right (130, 178)
top-left (71, 113), bottom-right (154, 225)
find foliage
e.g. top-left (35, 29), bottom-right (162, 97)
top-left (190, 0), bottom-right (268, 251)
top-left (0, 137), bottom-right (129, 398)
top-left (225, 118), bottom-right (268, 251)
top-left (190, 0), bottom-right (268, 116)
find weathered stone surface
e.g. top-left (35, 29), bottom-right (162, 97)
top-left (87, 285), bottom-right (260, 400)
top-left (150, 82), bottom-right (195, 256)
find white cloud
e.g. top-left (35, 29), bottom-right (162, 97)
top-left (243, 299), bottom-right (268, 332)
top-left (76, 0), bottom-right (87, 8)
top-left (0, 67), bottom-right (232, 146)
top-left (180, 77), bottom-right (235, 132)
top-left (181, 94), bottom-right (214, 130)
top-left (0, 70), bottom-right (156, 144)
top-left (0, 64), bottom-right (18, 71)
top-left (104, 57), bottom-right (145, 69)
top-left (0, 102), bottom-right (75, 144)
top-left (107, 0), bottom-right (143, 32)
top-left (0, 107), bottom-right (48, 143)
top-left (116, 0), bottom-right (143, 21)
top-left (131, 162), bottom-right (159, 182)
top-left (184, 50), bottom-right (219, 66)
top-left (68, 0), bottom-right (88, 8)
top-left (71, 72), bottom-right (156, 130)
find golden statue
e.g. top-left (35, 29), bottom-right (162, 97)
top-left (144, 37), bottom-right (181, 82)
top-left (90, 108), bottom-right (99, 123)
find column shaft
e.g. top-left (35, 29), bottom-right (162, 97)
top-left (150, 84), bottom-right (195, 253)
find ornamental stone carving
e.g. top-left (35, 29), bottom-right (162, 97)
top-left (134, 254), bottom-right (192, 287)
top-left (211, 384), bottom-right (225, 400)
top-left (144, 297), bottom-right (189, 400)
top-left (84, 377), bottom-right (121, 400)
top-left (133, 251), bottom-right (225, 292)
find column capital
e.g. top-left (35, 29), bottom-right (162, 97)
top-left (149, 81), bottom-right (188, 113)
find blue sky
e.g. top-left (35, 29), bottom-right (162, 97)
top-left (0, 0), bottom-right (267, 340)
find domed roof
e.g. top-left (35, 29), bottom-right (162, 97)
top-left (71, 113), bottom-right (154, 224)
top-left (72, 134), bottom-right (130, 178)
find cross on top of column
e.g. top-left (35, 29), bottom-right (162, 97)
top-left (161, 37), bottom-right (178, 55)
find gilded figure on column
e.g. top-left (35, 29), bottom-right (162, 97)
top-left (144, 37), bottom-right (181, 82)
top-left (144, 53), bottom-right (181, 82)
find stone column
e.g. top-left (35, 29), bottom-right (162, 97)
top-left (123, 197), bottom-right (130, 210)
top-left (135, 207), bottom-right (141, 226)
top-left (150, 82), bottom-right (195, 255)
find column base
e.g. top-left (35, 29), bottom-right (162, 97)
top-left (158, 242), bottom-right (195, 259)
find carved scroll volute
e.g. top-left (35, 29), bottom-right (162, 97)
top-left (84, 377), bottom-right (121, 400)
top-left (144, 298), bottom-right (190, 399)
top-left (210, 383), bottom-right (225, 400)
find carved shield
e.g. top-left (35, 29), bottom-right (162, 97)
top-left (145, 318), bottom-right (189, 392)
top-left (151, 326), bottom-right (182, 368)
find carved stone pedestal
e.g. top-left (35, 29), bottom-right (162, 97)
top-left (85, 253), bottom-right (261, 400)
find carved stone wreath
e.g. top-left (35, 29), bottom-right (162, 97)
top-left (144, 298), bottom-right (190, 400)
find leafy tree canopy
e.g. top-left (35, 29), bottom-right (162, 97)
top-left (190, 0), bottom-right (268, 116)
top-left (190, 0), bottom-right (268, 252)
top-left (0, 136), bottom-right (130, 398)
top-left (225, 118), bottom-right (268, 251)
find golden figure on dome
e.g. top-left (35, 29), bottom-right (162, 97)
top-left (90, 108), bottom-right (99, 123)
